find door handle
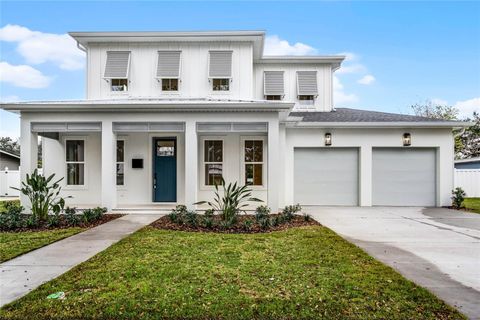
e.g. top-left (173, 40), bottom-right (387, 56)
top-left (154, 174), bottom-right (157, 189)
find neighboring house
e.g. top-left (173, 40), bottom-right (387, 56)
top-left (455, 157), bottom-right (480, 169)
top-left (0, 149), bottom-right (20, 171)
top-left (0, 31), bottom-right (471, 211)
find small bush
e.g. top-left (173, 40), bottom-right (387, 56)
top-left (258, 218), bottom-right (270, 230)
top-left (255, 205), bottom-right (271, 221)
top-left (202, 216), bottom-right (214, 229)
top-left (204, 209), bottom-right (215, 218)
top-left (451, 187), bottom-right (466, 209)
top-left (175, 205), bottom-right (188, 214)
top-left (167, 210), bottom-right (179, 223)
top-left (282, 204), bottom-right (302, 221)
top-left (64, 207), bottom-right (80, 226)
top-left (185, 210), bottom-right (198, 227)
top-left (81, 207), bottom-right (105, 224)
top-left (25, 215), bottom-right (39, 228)
top-left (243, 219), bottom-right (253, 231)
top-left (47, 213), bottom-right (61, 228)
top-left (3, 200), bottom-right (21, 212)
top-left (0, 203), bottom-right (24, 230)
top-left (303, 213), bottom-right (312, 222)
top-left (168, 205), bottom-right (189, 224)
top-left (270, 216), bottom-right (280, 227)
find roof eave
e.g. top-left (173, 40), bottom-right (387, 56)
top-left (286, 121), bottom-right (474, 128)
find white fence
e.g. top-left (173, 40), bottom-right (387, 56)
top-left (455, 169), bottom-right (480, 197)
top-left (0, 169), bottom-right (20, 197)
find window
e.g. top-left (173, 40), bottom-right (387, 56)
top-left (204, 140), bottom-right (223, 186)
top-left (162, 79), bottom-right (178, 91)
top-left (298, 95), bottom-right (315, 105)
top-left (244, 140), bottom-right (263, 186)
top-left (212, 78), bottom-right (230, 91)
top-left (116, 140), bottom-right (125, 186)
top-left (66, 140), bottom-right (85, 185)
top-left (266, 95), bottom-right (282, 101)
top-left (111, 79), bottom-right (128, 92)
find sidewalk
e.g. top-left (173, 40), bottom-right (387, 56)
top-left (0, 214), bottom-right (161, 307)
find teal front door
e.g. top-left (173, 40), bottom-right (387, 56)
top-left (153, 138), bottom-right (177, 202)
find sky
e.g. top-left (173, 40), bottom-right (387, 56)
top-left (1, 1), bottom-right (479, 139)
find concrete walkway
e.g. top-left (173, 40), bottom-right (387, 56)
top-left (306, 207), bottom-right (480, 320)
top-left (0, 214), bottom-right (161, 307)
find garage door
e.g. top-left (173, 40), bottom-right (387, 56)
top-left (372, 148), bottom-right (436, 206)
top-left (294, 148), bottom-right (358, 205)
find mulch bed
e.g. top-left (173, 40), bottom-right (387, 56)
top-left (150, 214), bottom-right (320, 234)
top-left (2, 214), bottom-right (124, 233)
top-left (444, 206), bottom-right (477, 214)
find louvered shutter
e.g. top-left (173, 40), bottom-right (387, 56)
top-left (264, 71), bottom-right (284, 96)
top-left (297, 71), bottom-right (318, 95)
top-left (209, 51), bottom-right (232, 78)
top-left (104, 51), bottom-right (130, 79)
top-left (157, 51), bottom-right (181, 78)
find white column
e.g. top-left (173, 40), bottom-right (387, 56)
top-left (359, 146), bottom-right (372, 206)
top-left (184, 120), bottom-right (198, 210)
top-left (278, 123), bottom-right (287, 209)
top-left (267, 118), bottom-right (280, 212)
top-left (101, 121), bottom-right (117, 210)
top-left (20, 117), bottom-right (38, 209)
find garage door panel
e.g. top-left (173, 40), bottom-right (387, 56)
top-left (294, 148), bottom-right (358, 205)
top-left (373, 148), bottom-right (436, 206)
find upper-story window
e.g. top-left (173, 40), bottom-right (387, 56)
top-left (297, 71), bottom-right (318, 105)
top-left (209, 51), bottom-right (232, 91)
top-left (157, 51), bottom-right (181, 92)
top-left (104, 51), bottom-right (131, 92)
top-left (264, 71), bottom-right (284, 101)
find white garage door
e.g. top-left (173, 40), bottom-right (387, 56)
top-left (294, 148), bottom-right (358, 205)
top-left (372, 148), bottom-right (436, 206)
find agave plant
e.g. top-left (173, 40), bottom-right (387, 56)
top-left (194, 178), bottom-right (262, 221)
top-left (12, 169), bottom-right (68, 221)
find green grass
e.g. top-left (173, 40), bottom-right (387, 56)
top-left (0, 226), bottom-right (463, 319)
top-left (0, 228), bottom-right (84, 263)
top-left (0, 199), bottom-right (20, 213)
top-left (464, 197), bottom-right (480, 214)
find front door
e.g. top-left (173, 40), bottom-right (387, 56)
top-left (153, 138), bottom-right (177, 202)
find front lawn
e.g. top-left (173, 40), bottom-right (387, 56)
top-left (464, 197), bottom-right (480, 214)
top-left (0, 226), bottom-right (463, 319)
top-left (0, 228), bottom-right (84, 263)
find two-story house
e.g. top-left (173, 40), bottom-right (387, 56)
top-left (1, 31), bottom-right (470, 212)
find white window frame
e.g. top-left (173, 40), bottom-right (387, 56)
top-left (116, 139), bottom-right (125, 187)
top-left (64, 137), bottom-right (87, 189)
top-left (200, 136), bottom-right (225, 189)
top-left (211, 78), bottom-right (231, 92)
top-left (240, 136), bottom-right (267, 190)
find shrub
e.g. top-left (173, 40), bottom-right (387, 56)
top-left (168, 205), bottom-right (189, 224)
top-left (0, 203), bottom-right (24, 230)
top-left (167, 210), bottom-right (179, 223)
top-left (13, 169), bottom-right (68, 221)
top-left (451, 187), bottom-right (466, 209)
top-left (82, 207), bottom-right (105, 224)
top-left (47, 213), bottom-right (61, 228)
top-left (202, 216), bottom-right (215, 229)
top-left (243, 219), bottom-right (253, 231)
top-left (185, 210), bottom-right (198, 227)
top-left (303, 213), bottom-right (312, 222)
top-left (258, 217), bottom-right (270, 230)
top-left (282, 204), bottom-right (302, 221)
top-left (270, 215), bottom-right (280, 227)
top-left (195, 178), bottom-right (262, 222)
top-left (204, 209), bottom-right (215, 218)
top-left (64, 207), bottom-right (80, 226)
top-left (2, 200), bottom-right (20, 213)
top-left (255, 205), bottom-right (271, 222)
top-left (25, 215), bottom-right (39, 228)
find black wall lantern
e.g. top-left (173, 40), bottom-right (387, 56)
top-left (325, 132), bottom-right (332, 146)
top-left (403, 133), bottom-right (411, 146)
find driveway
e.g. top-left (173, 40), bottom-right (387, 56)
top-left (306, 207), bottom-right (480, 320)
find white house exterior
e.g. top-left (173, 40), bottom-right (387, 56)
top-left (0, 31), bottom-right (471, 212)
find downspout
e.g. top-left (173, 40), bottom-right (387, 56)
top-left (76, 41), bottom-right (86, 52)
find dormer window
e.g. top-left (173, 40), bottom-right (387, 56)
top-left (264, 71), bottom-right (284, 100)
top-left (104, 51), bottom-right (131, 92)
top-left (297, 71), bottom-right (318, 105)
top-left (209, 51), bottom-right (232, 92)
top-left (157, 51), bottom-right (181, 92)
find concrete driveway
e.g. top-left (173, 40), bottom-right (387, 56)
top-left (306, 207), bottom-right (480, 320)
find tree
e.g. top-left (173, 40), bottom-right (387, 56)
top-left (411, 100), bottom-right (459, 120)
top-left (456, 112), bottom-right (480, 159)
top-left (0, 137), bottom-right (20, 155)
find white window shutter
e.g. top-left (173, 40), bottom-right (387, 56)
top-left (209, 51), bottom-right (232, 78)
top-left (104, 51), bottom-right (130, 79)
top-left (157, 51), bottom-right (181, 78)
top-left (297, 71), bottom-right (318, 95)
top-left (264, 71), bottom-right (284, 96)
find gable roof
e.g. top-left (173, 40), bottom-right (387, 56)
top-left (0, 149), bottom-right (20, 159)
top-left (289, 108), bottom-right (473, 128)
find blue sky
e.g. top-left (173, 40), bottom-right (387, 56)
top-left (1, 1), bottom-right (480, 138)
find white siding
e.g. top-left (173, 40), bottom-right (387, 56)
top-left (254, 63), bottom-right (333, 111)
top-left (87, 42), bottom-right (253, 100)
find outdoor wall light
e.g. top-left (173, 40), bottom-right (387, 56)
top-left (403, 133), bottom-right (411, 146)
top-left (325, 132), bottom-right (332, 146)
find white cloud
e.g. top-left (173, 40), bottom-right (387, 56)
top-left (357, 74), bottom-right (375, 85)
top-left (431, 98), bottom-right (448, 106)
top-left (0, 24), bottom-right (84, 70)
top-left (333, 75), bottom-right (358, 105)
top-left (0, 95), bottom-right (19, 102)
top-left (0, 61), bottom-right (51, 88)
top-left (264, 35), bottom-right (318, 56)
top-left (454, 97), bottom-right (480, 119)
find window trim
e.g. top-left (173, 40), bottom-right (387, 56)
top-left (116, 139), bottom-right (125, 187)
top-left (110, 78), bottom-right (129, 92)
top-left (200, 136), bottom-right (225, 189)
top-left (161, 78), bottom-right (180, 92)
top-left (211, 78), bottom-right (231, 92)
top-left (240, 136), bottom-right (267, 190)
top-left (64, 136), bottom-right (87, 190)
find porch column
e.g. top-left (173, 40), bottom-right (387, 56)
top-left (184, 120), bottom-right (198, 210)
top-left (20, 117), bottom-right (38, 209)
top-left (359, 146), bottom-right (372, 206)
top-left (101, 121), bottom-right (117, 210)
top-left (268, 118), bottom-right (280, 212)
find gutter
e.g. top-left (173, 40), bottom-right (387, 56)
top-left (285, 121), bottom-right (475, 129)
